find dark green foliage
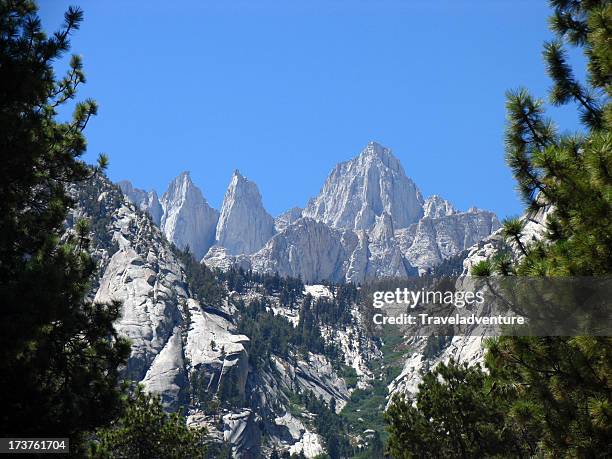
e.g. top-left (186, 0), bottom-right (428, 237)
top-left (471, 259), bottom-right (492, 277)
top-left (92, 385), bottom-right (206, 458)
top-left (236, 297), bottom-right (295, 368)
top-left (189, 370), bottom-right (220, 415)
top-left (310, 292), bottom-right (354, 326)
top-left (490, 250), bottom-right (514, 276)
top-left (295, 294), bottom-right (328, 355)
top-left (353, 431), bottom-right (384, 459)
top-left (489, 2), bottom-right (612, 452)
top-left (216, 267), bottom-right (304, 305)
top-left (203, 442), bottom-right (233, 459)
top-left (422, 333), bottom-right (453, 359)
top-left (338, 365), bottom-right (359, 389)
top-left (299, 391), bottom-right (354, 459)
top-left (0, 0), bottom-right (129, 449)
top-left (485, 336), bottom-right (612, 457)
top-left (235, 295), bottom-right (343, 369)
top-left (342, 382), bottom-right (389, 439)
top-left (173, 245), bottom-right (226, 306)
top-left (386, 360), bottom-right (530, 459)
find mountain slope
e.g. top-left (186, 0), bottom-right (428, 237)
top-left (69, 174), bottom-right (381, 457)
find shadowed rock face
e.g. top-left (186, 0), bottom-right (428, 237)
top-left (250, 217), bottom-right (359, 283)
top-left (215, 170), bottom-right (275, 255)
top-left (303, 141), bottom-right (424, 230)
top-left (160, 171), bottom-right (219, 260)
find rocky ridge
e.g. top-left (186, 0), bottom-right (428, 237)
top-left (69, 174), bottom-right (380, 458)
top-left (121, 142), bottom-right (500, 281)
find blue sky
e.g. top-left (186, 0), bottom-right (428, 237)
top-left (39, 0), bottom-right (586, 218)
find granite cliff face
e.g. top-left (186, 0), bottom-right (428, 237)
top-left (117, 180), bottom-right (163, 225)
top-left (69, 175), bottom-right (381, 457)
top-left (303, 142), bottom-right (424, 230)
top-left (250, 217), bottom-right (359, 283)
top-left (160, 172), bottom-right (219, 260)
top-left (214, 170), bottom-right (275, 255)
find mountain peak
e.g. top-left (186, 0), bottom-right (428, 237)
top-left (303, 143), bottom-right (423, 230)
top-left (177, 170), bottom-right (191, 180)
top-left (228, 171), bottom-right (259, 196)
top-left (216, 172), bottom-right (275, 255)
top-left (353, 141), bottom-right (406, 175)
top-left (160, 172), bottom-right (219, 259)
top-left (423, 195), bottom-right (456, 219)
top-left (362, 141), bottom-right (390, 157)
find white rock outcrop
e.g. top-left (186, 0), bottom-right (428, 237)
top-left (118, 180), bottom-right (163, 225)
top-left (160, 171), bottom-right (219, 260)
top-left (303, 141), bottom-right (424, 230)
top-left (423, 195), bottom-right (456, 218)
top-left (215, 170), bottom-right (275, 255)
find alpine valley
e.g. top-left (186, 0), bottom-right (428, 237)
top-left (69, 142), bottom-right (510, 458)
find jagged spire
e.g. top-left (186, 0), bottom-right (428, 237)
top-left (215, 171), bottom-right (275, 255)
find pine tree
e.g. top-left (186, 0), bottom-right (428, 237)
top-left (387, 1), bottom-right (611, 457)
top-left (483, 1), bottom-right (612, 456)
top-left (385, 360), bottom-right (528, 459)
top-left (92, 385), bottom-right (206, 458)
top-left (0, 0), bottom-right (130, 449)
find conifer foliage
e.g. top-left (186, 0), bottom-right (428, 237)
top-left (0, 0), bottom-right (130, 448)
top-left (387, 1), bottom-right (611, 457)
top-left (92, 385), bottom-right (206, 459)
